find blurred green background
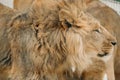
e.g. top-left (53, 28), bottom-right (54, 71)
top-left (116, 0), bottom-right (120, 2)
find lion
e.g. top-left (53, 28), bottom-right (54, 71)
top-left (13, 0), bottom-right (119, 80)
top-left (85, 1), bottom-right (120, 80)
top-left (0, 0), bottom-right (116, 80)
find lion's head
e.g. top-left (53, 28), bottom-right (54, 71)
top-left (26, 0), bottom-right (117, 74)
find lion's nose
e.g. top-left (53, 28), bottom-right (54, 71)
top-left (111, 41), bottom-right (117, 46)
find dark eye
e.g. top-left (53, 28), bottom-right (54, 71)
top-left (94, 29), bottom-right (100, 33)
top-left (65, 20), bottom-right (72, 28)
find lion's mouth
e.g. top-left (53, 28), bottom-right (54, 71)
top-left (97, 52), bottom-right (109, 57)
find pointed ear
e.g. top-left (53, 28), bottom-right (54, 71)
top-left (59, 10), bottom-right (73, 29)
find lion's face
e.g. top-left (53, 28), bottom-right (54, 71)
top-left (60, 10), bottom-right (116, 57)
top-left (29, 0), bottom-right (116, 74)
top-left (84, 21), bottom-right (116, 58)
top-left (57, 2), bottom-right (116, 72)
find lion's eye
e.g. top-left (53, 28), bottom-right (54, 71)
top-left (64, 20), bottom-right (72, 28)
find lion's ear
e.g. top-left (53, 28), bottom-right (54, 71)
top-left (59, 10), bottom-right (73, 29)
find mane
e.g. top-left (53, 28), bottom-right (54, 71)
top-left (7, 0), bottom-right (98, 79)
top-left (0, 0), bottom-right (117, 79)
top-left (0, 0), bottom-right (116, 80)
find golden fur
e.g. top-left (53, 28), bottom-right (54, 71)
top-left (14, 0), bottom-right (34, 11)
top-left (13, 0), bottom-right (92, 11)
top-left (13, 0), bottom-right (119, 80)
top-left (86, 1), bottom-right (120, 80)
top-left (0, 0), bottom-right (116, 80)
top-left (0, 3), bottom-right (17, 80)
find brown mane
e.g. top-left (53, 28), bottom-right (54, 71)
top-left (13, 0), bottom-right (120, 80)
top-left (0, 0), bottom-right (117, 80)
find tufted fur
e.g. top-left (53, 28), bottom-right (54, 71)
top-left (14, 0), bottom-right (34, 11)
top-left (13, 0), bottom-right (120, 80)
top-left (0, 0), bottom-right (116, 80)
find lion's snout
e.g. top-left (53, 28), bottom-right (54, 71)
top-left (111, 41), bottom-right (117, 46)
